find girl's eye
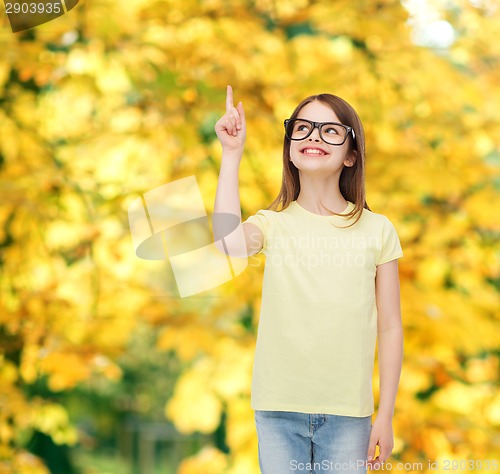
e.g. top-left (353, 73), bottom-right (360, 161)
top-left (324, 126), bottom-right (339, 135)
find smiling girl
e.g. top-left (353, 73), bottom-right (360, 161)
top-left (214, 86), bottom-right (404, 474)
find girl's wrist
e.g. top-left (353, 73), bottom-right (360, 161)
top-left (375, 410), bottom-right (394, 421)
top-left (221, 149), bottom-right (243, 162)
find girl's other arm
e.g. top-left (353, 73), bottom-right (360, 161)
top-left (366, 259), bottom-right (403, 469)
top-left (213, 86), bottom-right (263, 256)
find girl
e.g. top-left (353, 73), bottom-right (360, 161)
top-left (214, 85), bottom-right (403, 473)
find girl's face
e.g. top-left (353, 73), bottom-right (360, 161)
top-left (288, 100), bottom-right (355, 173)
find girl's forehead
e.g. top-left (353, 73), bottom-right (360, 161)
top-left (296, 100), bottom-right (340, 122)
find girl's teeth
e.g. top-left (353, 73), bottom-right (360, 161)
top-left (304, 149), bottom-right (324, 155)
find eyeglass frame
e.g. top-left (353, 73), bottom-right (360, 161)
top-left (283, 118), bottom-right (356, 146)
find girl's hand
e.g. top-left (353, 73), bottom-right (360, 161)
top-left (214, 85), bottom-right (246, 154)
top-left (366, 416), bottom-right (394, 470)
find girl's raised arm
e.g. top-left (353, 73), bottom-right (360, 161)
top-left (213, 86), bottom-right (263, 257)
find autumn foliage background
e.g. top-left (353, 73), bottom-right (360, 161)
top-left (0, 0), bottom-right (499, 473)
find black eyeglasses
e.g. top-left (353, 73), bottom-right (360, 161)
top-left (284, 118), bottom-right (355, 146)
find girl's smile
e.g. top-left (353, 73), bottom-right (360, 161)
top-left (300, 145), bottom-right (329, 157)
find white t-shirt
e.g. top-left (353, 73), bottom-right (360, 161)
top-left (243, 200), bottom-right (403, 417)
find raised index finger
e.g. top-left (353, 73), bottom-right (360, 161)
top-left (226, 85), bottom-right (234, 113)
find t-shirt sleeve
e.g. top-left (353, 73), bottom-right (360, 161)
top-left (242, 210), bottom-right (270, 255)
top-left (377, 217), bottom-right (404, 265)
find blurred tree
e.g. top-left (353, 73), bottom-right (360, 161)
top-left (0, 0), bottom-right (498, 473)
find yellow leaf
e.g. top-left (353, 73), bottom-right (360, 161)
top-left (415, 257), bottom-right (449, 288)
top-left (33, 404), bottom-right (71, 437)
top-left (432, 381), bottom-right (492, 416)
top-left (485, 394), bottom-right (500, 426)
top-left (211, 338), bottom-right (253, 398)
top-left (40, 352), bottom-right (91, 391)
top-left (165, 360), bottom-right (222, 434)
top-left (177, 446), bottom-right (228, 474)
top-left (0, 358), bottom-right (18, 384)
top-left (20, 345), bottom-right (39, 384)
top-left (225, 398), bottom-right (256, 451)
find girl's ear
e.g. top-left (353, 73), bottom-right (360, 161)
top-left (345, 150), bottom-right (358, 167)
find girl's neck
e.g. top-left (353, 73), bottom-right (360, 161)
top-left (297, 176), bottom-right (347, 215)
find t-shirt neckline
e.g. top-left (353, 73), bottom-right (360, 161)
top-left (292, 200), bottom-right (354, 218)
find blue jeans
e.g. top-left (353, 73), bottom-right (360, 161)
top-left (254, 410), bottom-right (372, 474)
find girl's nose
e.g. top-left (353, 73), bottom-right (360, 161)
top-left (308, 136), bottom-right (321, 142)
top-left (308, 127), bottom-right (322, 142)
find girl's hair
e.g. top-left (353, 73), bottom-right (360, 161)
top-left (267, 93), bottom-right (371, 228)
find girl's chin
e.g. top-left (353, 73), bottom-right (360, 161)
top-left (291, 160), bottom-right (342, 174)
top-left (293, 158), bottom-right (333, 171)
top-left (292, 158), bottom-right (332, 167)
top-left (295, 166), bottom-right (337, 174)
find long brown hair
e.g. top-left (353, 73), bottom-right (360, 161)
top-left (266, 94), bottom-right (371, 228)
